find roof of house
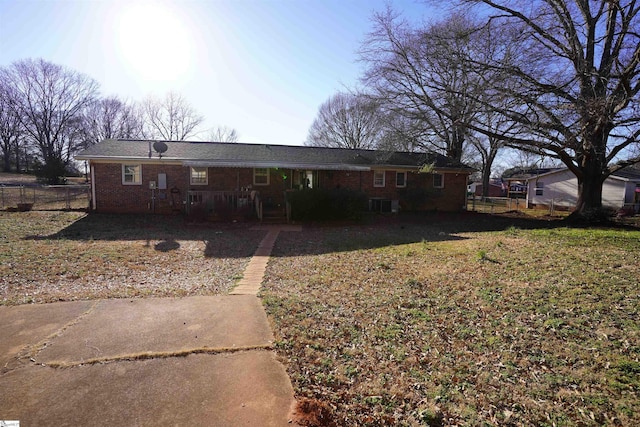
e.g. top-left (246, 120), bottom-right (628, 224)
top-left (612, 164), bottom-right (640, 181)
top-left (523, 165), bottom-right (640, 182)
top-left (503, 168), bottom-right (563, 181)
top-left (75, 139), bottom-right (474, 172)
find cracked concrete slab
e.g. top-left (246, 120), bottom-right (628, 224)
top-left (36, 296), bottom-right (273, 365)
top-left (0, 351), bottom-right (295, 427)
top-left (0, 301), bottom-right (95, 368)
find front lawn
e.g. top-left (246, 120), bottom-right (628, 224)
top-left (262, 215), bottom-right (640, 426)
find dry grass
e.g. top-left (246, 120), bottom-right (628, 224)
top-left (0, 211), bottom-right (265, 305)
top-left (3, 208), bottom-right (639, 425)
top-left (262, 213), bottom-right (640, 426)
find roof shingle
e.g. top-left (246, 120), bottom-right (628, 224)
top-left (75, 139), bottom-right (474, 171)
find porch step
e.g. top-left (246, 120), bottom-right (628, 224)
top-left (261, 208), bottom-right (288, 224)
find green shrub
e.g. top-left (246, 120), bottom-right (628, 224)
top-left (287, 188), bottom-right (368, 221)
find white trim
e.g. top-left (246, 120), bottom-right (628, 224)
top-left (253, 167), bottom-right (270, 186)
top-left (122, 164), bottom-right (142, 185)
top-left (90, 163), bottom-right (96, 210)
top-left (373, 170), bottom-right (385, 187)
top-left (433, 173), bottom-right (444, 188)
top-left (190, 166), bottom-right (208, 185)
top-left (184, 160), bottom-right (371, 171)
top-left (396, 171), bottom-right (407, 188)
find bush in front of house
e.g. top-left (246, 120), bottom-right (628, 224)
top-left (288, 188), bottom-right (368, 221)
top-left (398, 187), bottom-right (442, 211)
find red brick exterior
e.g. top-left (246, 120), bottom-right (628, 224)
top-left (91, 162), bottom-right (188, 214)
top-left (318, 169), bottom-right (468, 211)
top-left (90, 162), bottom-right (468, 214)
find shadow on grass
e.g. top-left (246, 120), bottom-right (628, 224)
top-left (19, 210), bottom-right (596, 258)
top-left (271, 210), bottom-right (571, 256)
top-left (22, 213), bottom-right (266, 259)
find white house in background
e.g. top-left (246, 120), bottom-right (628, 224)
top-left (526, 167), bottom-right (640, 212)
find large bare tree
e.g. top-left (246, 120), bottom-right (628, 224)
top-left (0, 79), bottom-right (23, 172)
top-left (306, 91), bottom-right (383, 149)
top-left (456, 0), bottom-right (640, 216)
top-left (360, 11), bottom-right (485, 162)
top-left (81, 96), bottom-right (143, 147)
top-left (141, 91), bottom-right (204, 141)
top-left (0, 59), bottom-right (99, 182)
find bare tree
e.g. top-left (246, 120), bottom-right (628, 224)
top-left (454, 0), bottom-right (640, 217)
top-left (81, 96), bottom-right (143, 147)
top-left (0, 77), bottom-right (23, 172)
top-left (208, 125), bottom-right (239, 142)
top-left (0, 59), bottom-right (99, 183)
top-left (306, 91), bottom-right (383, 149)
top-left (140, 91), bottom-right (204, 141)
top-left (375, 110), bottom-right (429, 152)
top-left (360, 11), bottom-right (484, 162)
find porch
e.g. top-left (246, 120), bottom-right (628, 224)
top-left (186, 190), bottom-right (264, 221)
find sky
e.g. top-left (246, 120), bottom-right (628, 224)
top-left (0, 0), bottom-right (438, 146)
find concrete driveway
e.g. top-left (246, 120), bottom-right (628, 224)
top-left (0, 296), bottom-right (297, 426)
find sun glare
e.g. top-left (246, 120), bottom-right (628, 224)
top-left (116, 2), bottom-right (193, 84)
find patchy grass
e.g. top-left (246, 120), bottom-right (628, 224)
top-left (0, 211), bottom-right (265, 305)
top-left (263, 215), bottom-right (640, 426)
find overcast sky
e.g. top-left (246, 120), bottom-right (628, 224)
top-left (0, 0), bottom-right (437, 146)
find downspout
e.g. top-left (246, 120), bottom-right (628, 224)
top-left (90, 161), bottom-right (96, 211)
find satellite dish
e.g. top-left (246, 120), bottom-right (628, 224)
top-left (153, 141), bottom-right (168, 154)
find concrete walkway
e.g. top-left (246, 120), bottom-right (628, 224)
top-left (231, 225), bottom-right (301, 295)
top-left (0, 225), bottom-right (302, 427)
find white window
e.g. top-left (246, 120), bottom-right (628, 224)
top-left (396, 171), bottom-right (407, 188)
top-left (253, 168), bottom-right (270, 186)
top-left (433, 173), bottom-right (444, 188)
top-left (122, 164), bottom-right (141, 185)
top-left (373, 170), bottom-right (385, 187)
top-left (190, 167), bottom-right (208, 185)
top-left (535, 182), bottom-right (544, 196)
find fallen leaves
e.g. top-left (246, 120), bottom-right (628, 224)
top-left (263, 218), bottom-right (640, 426)
top-left (1, 212), bottom-right (264, 305)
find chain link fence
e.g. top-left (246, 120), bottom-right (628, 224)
top-left (467, 196), bottom-right (528, 214)
top-left (1, 185), bottom-right (90, 211)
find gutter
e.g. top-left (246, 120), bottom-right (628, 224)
top-left (182, 160), bottom-right (371, 171)
top-left (74, 156), bottom-right (474, 174)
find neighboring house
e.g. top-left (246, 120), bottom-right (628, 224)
top-left (75, 139), bottom-right (473, 219)
top-left (468, 180), bottom-right (505, 198)
top-left (526, 167), bottom-right (640, 212)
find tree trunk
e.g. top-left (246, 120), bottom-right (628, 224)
top-left (571, 157), bottom-right (607, 222)
top-left (14, 145), bottom-right (20, 172)
top-left (575, 174), bottom-right (603, 212)
top-left (2, 152), bottom-right (10, 172)
top-left (481, 166), bottom-right (491, 198)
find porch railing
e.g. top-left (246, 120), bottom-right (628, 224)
top-left (186, 190), bottom-right (260, 219)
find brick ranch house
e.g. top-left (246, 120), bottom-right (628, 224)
top-left (75, 139), bottom-right (473, 221)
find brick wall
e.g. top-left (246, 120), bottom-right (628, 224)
top-left (319, 169), bottom-right (468, 212)
top-left (92, 162), bottom-right (187, 214)
top-left (92, 163), bottom-right (469, 214)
